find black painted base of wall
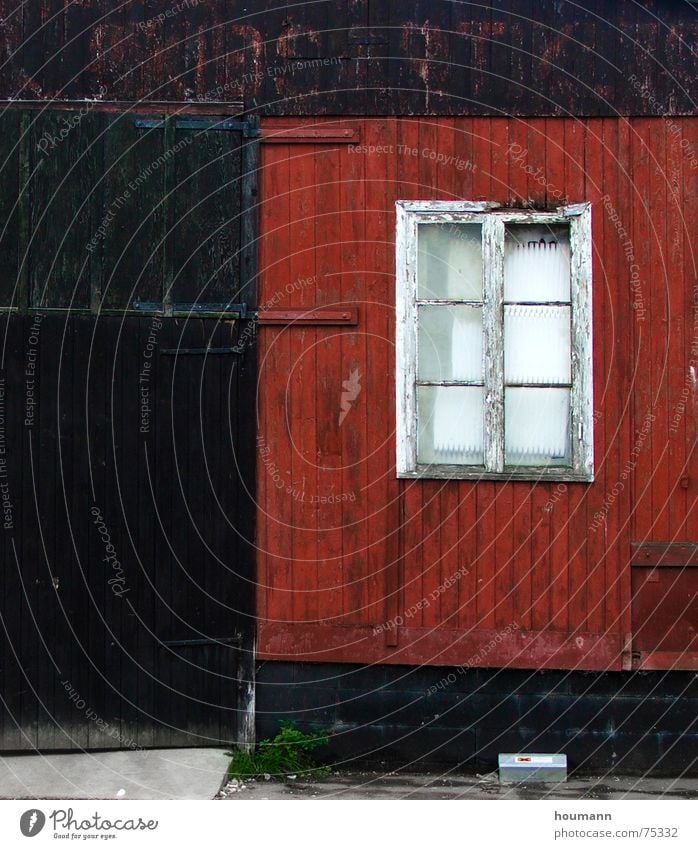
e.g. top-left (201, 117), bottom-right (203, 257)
top-left (256, 662), bottom-right (698, 775)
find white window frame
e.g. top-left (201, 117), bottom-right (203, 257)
top-left (395, 200), bottom-right (593, 482)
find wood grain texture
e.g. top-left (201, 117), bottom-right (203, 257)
top-left (256, 116), bottom-right (698, 671)
top-left (0, 316), bottom-right (255, 750)
top-left (0, 2), bottom-right (697, 115)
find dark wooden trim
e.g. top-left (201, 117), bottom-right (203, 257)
top-left (631, 543), bottom-right (698, 567)
top-left (257, 307), bottom-right (358, 325)
top-left (238, 116), bottom-right (260, 750)
top-left (241, 116), bottom-right (260, 311)
top-left (0, 100), bottom-right (245, 116)
top-left (256, 623), bottom-right (622, 671)
top-left (161, 116), bottom-right (175, 313)
top-left (17, 113), bottom-right (30, 314)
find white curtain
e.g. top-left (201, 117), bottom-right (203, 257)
top-left (504, 305), bottom-right (571, 384)
top-left (505, 388), bottom-right (570, 464)
top-left (419, 386), bottom-right (484, 463)
top-left (504, 237), bottom-right (570, 302)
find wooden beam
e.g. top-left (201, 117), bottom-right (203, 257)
top-left (634, 651), bottom-right (698, 671)
top-left (256, 622), bottom-right (623, 671)
top-left (260, 127), bottom-right (360, 143)
top-left (0, 100), bottom-right (245, 115)
top-left (631, 542), bottom-right (698, 567)
top-left (257, 307), bottom-right (358, 325)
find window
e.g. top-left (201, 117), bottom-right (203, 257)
top-left (395, 201), bottom-right (593, 481)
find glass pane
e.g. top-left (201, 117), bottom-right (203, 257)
top-left (418, 305), bottom-right (483, 382)
top-left (417, 386), bottom-right (484, 465)
top-left (418, 223), bottom-right (483, 300)
top-left (504, 305), bottom-right (571, 385)
top-left (504, 223), bottom-right (571, 302)
top-left (505, 387), bottom-right (571, 466)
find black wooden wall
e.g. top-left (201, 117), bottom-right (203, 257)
top-left (0, 314), bottom-right (256, 749)
top-left (0, 110), bottom-right (259, 750)
top-left (0, 1), bottom-right (695, 116)
top-left (0, 110), bottom-right (248, 313)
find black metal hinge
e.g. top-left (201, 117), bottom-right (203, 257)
top-left (134, 117), bottom-right (260, 137)
top-left (160, 635), bottom-right (243, 648)
top-left (160, 347), bottom-right (243, 356)
top-left (133, 301), bottom-right (249, 318)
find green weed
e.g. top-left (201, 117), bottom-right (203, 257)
top-left (228, 721), bottom-right (331, 781)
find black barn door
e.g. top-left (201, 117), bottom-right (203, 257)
top-left (0, 111), bottom-right (258, 750)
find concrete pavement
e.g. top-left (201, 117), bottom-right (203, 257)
top-left (0, 748), bottom-right (230, 800)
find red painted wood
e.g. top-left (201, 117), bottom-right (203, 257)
top-left (650, 121), bottom-right (671, 543)
top-left (259, 142), bottom-right (293, 624)
top-left (635, 652), bottom-right (698, 671)
top-left (313, 135), bottom-right (345, 623)
top-left (680, 119), bottom-right (698, 542)
top-left (257, 622), bottom-right (622, 670)
top-left (666, 117), bottom-right (688, 542)
top-left (288, 141), bottom-right (318, 625)
top-left (612, 117), bottom-right (635, 641)
top-left (565, 118), bottom-right (589, 637)
top-left (395, 118), bottom-right (423, 639)
top-left (631, 543), bottom-right (698, 567)
top-left (338, 122), bottom-right (369, 627)
top-left (364, 117), bottom-right (399, 630)
top-left (256, 116), bottom-right (698, 671)
top-left (257, 307), bottom-right (358, 325)
top-left (632, 120), bottom-right (656, 543)
top-left (632, 566), bottom-right (698, 654)
top-left (261, 127), bottom-right (360, 143)
top-left (471, 120), bottom-right (498, 634)
top-left (530, 484), bottom-right (553, 632)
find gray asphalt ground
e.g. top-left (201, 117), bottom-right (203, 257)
top-left (216, 770), bottom-right (698, 801)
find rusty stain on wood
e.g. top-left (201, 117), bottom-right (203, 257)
top-left (0, 2), bottom-right (696, 115)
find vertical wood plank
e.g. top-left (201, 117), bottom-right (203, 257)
top-left (583, 117), bottom-right (607, 637)
top-left (364, 116), bottom-right (398, 628)
top-left (679, 121), bottom-right (698, 541)
top-left (564, 119), bottom-right (589, 635)
top-left (649, 120), bottom-right (670, 541)
top-left (666, 117), bottom-right (687, 541)
top-left (258, 142), bottom-right (293, 625)
top-left (288, 139), bottom-right (318, 625)
top-left (313, 137), bottom-right (345, 623)
top-left (339, 122), bottom-right (369, 627)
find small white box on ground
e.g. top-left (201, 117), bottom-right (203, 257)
top-left (498, 753), bottom-right (567, 783)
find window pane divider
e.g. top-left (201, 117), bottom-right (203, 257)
top-left (483, 216), bottom-right (504, 472)
top-left (569, 205), bottom-right (593, 475)
top-left (396, 203), bottom-right (418, 474)
top-left (417, 380), bottom-right (485, 387)
top-left (505, 382), bottom-right (573, 388)
top-left (503, 300), bottom-right (571, 306)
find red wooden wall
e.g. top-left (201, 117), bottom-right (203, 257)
top-left (255, 117), bottom-right (698, 671)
